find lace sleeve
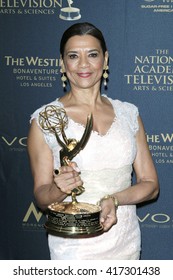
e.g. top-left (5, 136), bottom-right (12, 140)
top-left (29, 100), bottom-right (60, 147)
top-left (122, 102), bottom-right (139, 134)
top-left (29, 99), bottom-right (61, 125)
top-left (30, 107), bottom-right (43, 124)
top-left (29, 100), bottom-right (64, 167)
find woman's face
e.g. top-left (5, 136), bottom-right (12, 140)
top-left (62, 35), bottom-right (108, 90)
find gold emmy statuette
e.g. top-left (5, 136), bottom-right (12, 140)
top-left (39, 105), bottom-right (103, 237)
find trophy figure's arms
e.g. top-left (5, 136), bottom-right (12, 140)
top-left (67, 0), bottom-right (73, 8)
top-left (67, 114), bottom-right (93, 161)
top-left (53, 129), bottom-right (68, 151)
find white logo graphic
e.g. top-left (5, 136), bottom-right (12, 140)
top-left (59, 0), bottom-right (81, 21)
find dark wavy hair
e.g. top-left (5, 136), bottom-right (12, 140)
top-left (60, 22), bottom-right (107, 58)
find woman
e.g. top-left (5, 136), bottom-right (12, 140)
top-left (27, 22), bottom-right (159, 260)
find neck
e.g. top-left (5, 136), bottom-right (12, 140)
top-left (63, 87), bottom-right (103, 108)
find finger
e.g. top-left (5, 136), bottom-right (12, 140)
top-left (69, 162), bottom-right (81, 173)
top-left (54, 173), bottom-right (83, 194)
top-left (100, 212), bottom-right (107, 223)
top-left (103, 215), bottom-right (117, 231)
top-left (60, 165), bottom-right (78, 174)
top-left (63, 175), bottom-right (83, 187)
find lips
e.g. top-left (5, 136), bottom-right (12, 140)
top-left (77, 72), bottom-right (92, 78)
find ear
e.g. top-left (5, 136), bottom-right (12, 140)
top-left (60, 56), bottom-right (66, 72)
top-left (104, 51), bottom-right (109, 69)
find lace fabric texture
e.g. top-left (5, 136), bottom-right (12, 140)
top-left (31, 96), bottom-right (141, 259)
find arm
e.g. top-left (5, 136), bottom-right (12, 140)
top-left (27, 119), bottom-right (82, 211)
top-left (114, 115), bottom-right (159, 205)
top-left (100, 116), bottom-right (159, 231)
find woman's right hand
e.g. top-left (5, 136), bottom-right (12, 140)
top-left (53, 162), bottom-right (83, 195)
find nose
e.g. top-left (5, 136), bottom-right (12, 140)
top-left (79, 54), bottom-right (89, 68)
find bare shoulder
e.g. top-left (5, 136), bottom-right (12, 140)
top-left (27, 119), bottom-right (48, 153)
top-left (28, 119), bottom-right (42, 142)
top-left (136, 115), bottom-right (147, 141)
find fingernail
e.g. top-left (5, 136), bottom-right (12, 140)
top-left (73, 166), bottom-right (80, 172)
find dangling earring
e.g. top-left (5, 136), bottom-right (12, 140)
top-left (60, 68), bottom-right (67, 88)
top-left (103, 65), bottom-right (109, 87)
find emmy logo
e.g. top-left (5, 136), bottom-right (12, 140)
top-left (59, 0), bottom-right (81, 21)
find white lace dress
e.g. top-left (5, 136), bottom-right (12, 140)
top-left (31, 96), bottom-right (141, 260)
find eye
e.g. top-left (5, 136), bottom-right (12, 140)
top-left (89, 52), bottom-right (99, 58)
top-left (68, 53), bottom-right (78, 59)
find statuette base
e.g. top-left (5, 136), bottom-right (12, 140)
top-left (59, 7), bottom-right (81, 21)
top-left (45, 201), bottom-right (103, 237)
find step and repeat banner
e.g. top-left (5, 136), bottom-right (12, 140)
top-left (0, 0), bottom-right (173, 260)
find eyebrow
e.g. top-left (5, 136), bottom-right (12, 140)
top-left (66, 49), bottom-right (100, 54)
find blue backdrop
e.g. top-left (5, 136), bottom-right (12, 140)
top-left (0, 0), bottom-right (172, 260)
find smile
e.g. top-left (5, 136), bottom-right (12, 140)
top-left (77, 72), bottom-right (92, 78)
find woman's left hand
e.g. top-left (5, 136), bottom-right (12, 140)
top-left (99, 198), bottom-right (117, 231)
